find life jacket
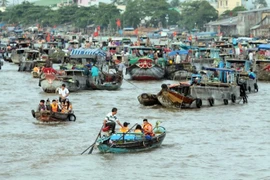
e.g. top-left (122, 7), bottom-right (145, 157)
top-left (143, 123), bottom-right (155, 137)
top-left (51, 103), bottom-right (58, 112)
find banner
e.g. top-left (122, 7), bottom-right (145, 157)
top-left (116, 19), bottom-right (121, 27)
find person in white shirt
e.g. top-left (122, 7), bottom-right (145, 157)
top-left (103, 107), bottom-right (123, 134)
top-left (58, 84), bottom-right (69, 102)
top-left (175, 52), bottom-right (181, 64)
top-left (248, 51), bottom-right (254, 63)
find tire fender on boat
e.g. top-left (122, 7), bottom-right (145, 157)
top-left (68, 114), bottom-right (76, 121)
top-left (141, 93), bottom-right (149, 99)
top-left (223, 99), bottom-right (228, 105)
top-left (231, 94), bottom-right (236, 103)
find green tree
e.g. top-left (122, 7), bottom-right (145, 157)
top-left (256, 0), bottom-right (268, 7)
top-left (170, 0), bottom-right (180, 7)
top-left (0, 0), bottom-right (8, 7)
top-left (122, 0), bottom-right (144, 28)
top-left (180, 0), bottom-right (218, 30)
top-left (220, 6), bottom-right (247, 18)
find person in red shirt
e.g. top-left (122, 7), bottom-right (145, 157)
top-left (42, 65), bottom-right (58, 74)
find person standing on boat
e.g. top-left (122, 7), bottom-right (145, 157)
top-left (175, 52), bottom-right (181, 64)
top-left (91, 64), bottom-right (99, 84)
top-left (58, 84), bottom-right (69, 102)
top-left (103, 107), bottom-right (123, 134)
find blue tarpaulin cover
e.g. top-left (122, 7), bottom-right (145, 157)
top-left (70, 48), bottom-right (106, 57)
top-left (258, 44), bottom-right (270, 50)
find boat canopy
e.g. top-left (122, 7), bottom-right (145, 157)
top-left (70, 48), bottom-right (106, 57)
top-left (258, 44), bottom-right (270, 50)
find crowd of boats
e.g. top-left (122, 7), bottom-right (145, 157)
top-left (1, 30), bottom-right (270, 153)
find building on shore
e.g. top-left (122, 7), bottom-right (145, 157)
top-left (237, 7), bottom-right (270, 36)
top-left (216, 0), bottom-right (242, 15)
top-left (250, 15), bottom-right (270, 38)
top-left (205, 16), bottom-right (238, 36)
top-left (205, 7), bottom-right (270, 37)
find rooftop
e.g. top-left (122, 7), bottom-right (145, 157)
top-left (238, 7), bottom-right (270, 14)
top-left (206, 17), bottom-right (238, 26)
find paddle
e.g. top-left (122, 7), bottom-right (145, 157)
top-left (81, 125), bottom-right (103, 155)
top-left (88, 125), bottom-right (103, 154)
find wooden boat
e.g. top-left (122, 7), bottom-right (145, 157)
top-left (225, 59), bottom-right (258, 93)
top-left (165, 49), bottom-right (193, 80)
top-left (97, 126), bottom-right (166, 153)
top-left (126, 46), bottom-right (166, 80)
top-left (31, 110), bottom-right (76, 122)
top-left (59, 69), bottom-right (91, 91)
top-left (89, 71), bottom-right (123, 90)
top-left (126, 57), bottom-right (165, 80)
top-left (189, 67), bottom-right (246, 106)
top-left (39, 73), bottom-right (63, 93)
top-left (137, 93), bottom-right (161, 106)
top-left (253, 44), bottom-right (270, 81)
top-left (18, 50), bottom-right (41, 72)
top-left (157, 83), bottom-right (196, 108)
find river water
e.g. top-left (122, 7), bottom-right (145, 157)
top-left (0, 62), bottom-right (269, 180)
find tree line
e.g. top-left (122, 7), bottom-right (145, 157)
top-left (0, 0), bottom-right (220, 31)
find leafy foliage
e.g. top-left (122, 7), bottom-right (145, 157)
top-left (256, 0), bottom-right (268, 7)
top-left (179, 1), bottom-right (218, 30)
top-left (220, 6), bottom-right (247, 18)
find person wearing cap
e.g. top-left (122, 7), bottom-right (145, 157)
top-left (103, 107), bottom-right (123, 134)
top-left (119, 122), bottom-right (130, 133)
top-left (142, 119), bottom-right (154, 137)
top-left (58, 84), bottom-right (69, 102)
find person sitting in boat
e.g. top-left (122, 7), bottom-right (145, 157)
top-left (33, 65), bottom-right (40, 73)
top-left (36, 99), bottom-right (47, 112)
top-left (51, 99), bottom-right (60, 113)
top-left (103, 107), bottom-right (123, 134)
top-left (134, 124), bottom-right (143, 134)
top-left (119, 122), bottom-right (130, 133)
top-left (61, 100), bottom-right (72, 113)
top-left (142, 119), bottom-right (155, 137)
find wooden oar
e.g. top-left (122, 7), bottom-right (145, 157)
top-left (81, 125), bottom-right (103, 155)
top-left (88, 125), bottom-right (103, 154)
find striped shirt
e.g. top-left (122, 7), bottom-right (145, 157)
top-left (105, 112), bottom-right (118, 122)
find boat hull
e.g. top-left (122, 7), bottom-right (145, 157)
top-left (137, 93), bottom-right (161, 106)
top-left (127, 65), bottom-right (165, 80)
top-left (97, 132), bottom-right (166, 153)
top-left (32, 110), bottom-right (76, 122)
top-left (40, 74), bottom-right (63, 93)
